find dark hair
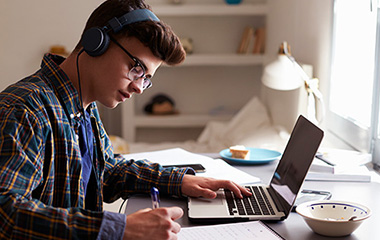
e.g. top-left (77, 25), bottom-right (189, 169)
top-left (74, 0), bottom-right (185, 65)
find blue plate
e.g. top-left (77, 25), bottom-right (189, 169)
top-left (219, 147), bottom-right (282, 165)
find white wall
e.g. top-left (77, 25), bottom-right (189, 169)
top-left (0, 0), bottom-right (103, 90)
top-left (0, 0), bottom-right (334, 137)
top-left (0, 0), bottom-right (333, 91)
top-left (266, 0), bottom-right (333, 106)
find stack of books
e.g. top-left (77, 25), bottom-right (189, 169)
top-left (237, 26), bottom-right (266, 54)
top-left (306, 148), bottom-right (372, 182)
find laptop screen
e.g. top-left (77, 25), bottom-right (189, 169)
top-left (269, 116), bottom-right (324, 216)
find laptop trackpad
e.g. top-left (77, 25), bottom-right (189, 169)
top-left (189, 193), bottom-right (229, 217)
top-left (191, 192), bottom-right (224, 205)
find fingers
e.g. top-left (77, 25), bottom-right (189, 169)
top-left (124, 207), bottom-right (183, 240)
top-left (182, 175), bottom-right (252, 199)
top-left (136, 206), bottom-right (183, 221)
top-left (200, 179), bottom-right (252, 199)
top-left (136, 208), bottom-right (152, 213)
top-left (221, 180), bottom-right (252, 199)
top-left (165, 206), bottom-right (184, 221)
top-left (194, 187), bottom-right (218, 199)
top-left (152, 207), bottom-right (183, 235)
top-left (213, 180), bottom-right (243, 198)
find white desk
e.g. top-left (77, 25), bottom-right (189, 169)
top-left (124, 154), bottom-right (380, 239)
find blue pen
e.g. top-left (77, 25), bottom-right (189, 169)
top-left (151, 187), bottom-right (160, 209)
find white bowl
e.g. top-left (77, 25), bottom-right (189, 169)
top-left (296, 200), bottom-right (371, 237)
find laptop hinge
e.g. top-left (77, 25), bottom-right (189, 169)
top-left (268, 187), bottom-right (285, 213)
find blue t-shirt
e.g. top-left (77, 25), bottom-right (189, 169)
top-left (78, 110), bottom-right (94, 195)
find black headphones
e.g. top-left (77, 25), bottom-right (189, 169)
top-left (82, 9), bottom-right (160, 57)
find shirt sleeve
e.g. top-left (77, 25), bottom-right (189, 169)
top-left (103, 155), bottom-right (192, 203)
top-left (0, 106), bottom-right (103, 239)
top-left (97, 211), bottom-right (126, 240)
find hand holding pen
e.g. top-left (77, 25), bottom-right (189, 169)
top-left (125, 187), bottom-right (183, 238)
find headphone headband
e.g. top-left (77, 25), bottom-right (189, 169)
top-left (108, 9), bottom-right (160, 33)
top-left (82, 9), bottom-right (160, 57)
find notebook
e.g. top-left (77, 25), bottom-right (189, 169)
top-left (188, 115), bottom-right (324, 222)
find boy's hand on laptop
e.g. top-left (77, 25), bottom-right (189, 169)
top-left (181, 175), bottom-right (252, 199)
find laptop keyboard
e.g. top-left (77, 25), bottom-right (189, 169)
top-left (224, 186), bottom-right (276, 216)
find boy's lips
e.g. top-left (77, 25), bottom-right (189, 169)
top-left (119, 91), bottom-right (131, 101)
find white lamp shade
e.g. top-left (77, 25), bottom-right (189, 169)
top-left (261, 55), bottom-right (303, 91)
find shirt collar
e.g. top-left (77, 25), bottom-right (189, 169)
top-left (40, 53), bottom-right (95, 123)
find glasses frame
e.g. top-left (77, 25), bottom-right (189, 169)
top-left (109, 35), bottom-right (152, 89)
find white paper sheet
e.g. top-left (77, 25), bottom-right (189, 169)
top-left (123, 148), bottom-right (261, 184)
top-left (178, 221), bottom-right (283, 240)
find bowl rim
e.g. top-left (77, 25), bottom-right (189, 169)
top-left (296, 200), bottom-right (372, 222)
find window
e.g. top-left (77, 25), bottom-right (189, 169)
top-left (328, 0), bottom-right (377, 153)
top-left (372, 4), bottom-right (380, 168)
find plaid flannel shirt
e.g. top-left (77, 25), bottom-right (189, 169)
top-left (0, 54), bottom-right (189, 239)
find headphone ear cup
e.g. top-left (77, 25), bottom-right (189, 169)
top-left (82, 27), bottom-right (110, 57)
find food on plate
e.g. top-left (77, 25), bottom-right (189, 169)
top-left (229, 145), bottom-right (250, 159)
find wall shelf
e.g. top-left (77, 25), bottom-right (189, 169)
top-left (169, 54), bottom-right (264, 67)
top-left (152, 4), bottom-right (268, 16)
top-left (135, 114), bottom-right (233, 128)
top-left (121, 0), bottom-right (267, 142)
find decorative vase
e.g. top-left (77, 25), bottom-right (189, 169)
top-left (225, 0), bottom-right (242, 5)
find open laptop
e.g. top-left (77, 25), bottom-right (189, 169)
top-left (188, 115), bottom-right (324, 222)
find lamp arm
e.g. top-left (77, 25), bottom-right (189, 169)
top-left (285, 54), bottom-right (325, 123)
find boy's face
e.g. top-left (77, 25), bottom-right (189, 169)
top-left (84, 36), bottom-right (162, 109)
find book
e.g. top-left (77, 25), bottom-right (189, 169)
top-left (306, 165), bottom-right (371, 182)
top-left (237, 26), bottom-right (255, 54)
top-left (178, 220), bottom-right (284, 240)
top-left (309, 157), bottom-right (334, 173)
top-left (316, 148), bottom-right (371, 166)
top-left (306, 149), bottom-right (372, 182)
top-left (252, 27), bottom-right (266, 54)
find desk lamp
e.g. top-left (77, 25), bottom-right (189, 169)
top-left (261, 42), bottom-right (324, 132)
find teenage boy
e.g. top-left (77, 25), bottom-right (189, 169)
top-left (0, 0), bottom-right (251, 239)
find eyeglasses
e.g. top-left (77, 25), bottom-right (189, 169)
top-left (109, 36), bottom-right (152, 89)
